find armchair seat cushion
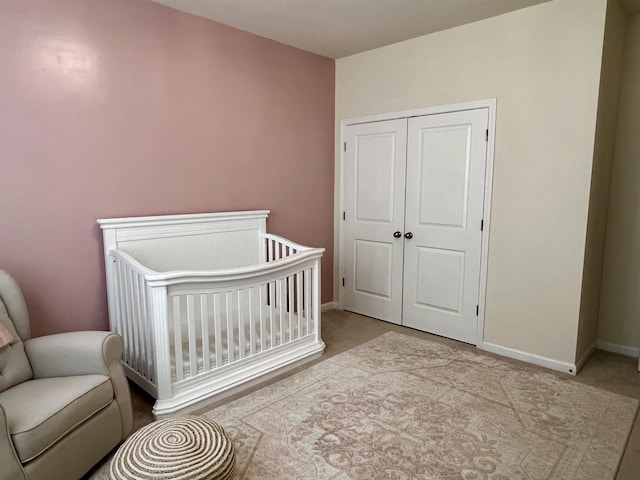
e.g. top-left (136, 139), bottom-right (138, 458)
top-left (0, 374), bottom-right (113, 463)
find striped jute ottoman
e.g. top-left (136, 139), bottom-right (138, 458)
top-left (109, 416), bottom-right (235, 480)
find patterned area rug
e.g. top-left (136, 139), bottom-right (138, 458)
top-left (200, 332), bottom-right (639, 479)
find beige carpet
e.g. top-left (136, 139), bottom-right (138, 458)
top-left (198, 332), bottom-right (638, 480)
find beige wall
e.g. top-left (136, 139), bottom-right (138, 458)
top-left (576, 0), bottom-right (627, 364)
top-left (335, 0), bottom-right (607, 365)
top-left (598, 13), bottom-right (640, 350)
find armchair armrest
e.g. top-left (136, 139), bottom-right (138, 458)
top-left (24, 331), bottom-right (121, 378)
top-left (0, 405), bottom-right (27, 480)
top-left (24, 331), bottom-right (133, 439)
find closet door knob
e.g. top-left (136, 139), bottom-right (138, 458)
top-left (393, 231), bottom-right (402, 238)
top-left (404, 232), bottom-right (413, 239)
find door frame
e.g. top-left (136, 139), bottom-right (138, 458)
top-left (338, 98), bottom-right (497, 346)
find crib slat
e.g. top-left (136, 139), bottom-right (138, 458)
top-left (126, 270), bottom-right (136, 372)
top-left (138, 276), bottom-right (147, 375)
top-left (172, 296), bottom-right (183, 382)
top-left (278, 278), bottom-right (285, 345)
top-left (200, 294), bottom-right (210, 372)
top-left (259, 286), bottom-right (266, 353)
top-left (305, 268), bottom-right (311, 334)
top-left (131, 273), bottom-right (142, 374)
top-left (288, 274), bottom-right (294, 341)
top-left (238, 289), bottom-right (245, 360)
top-left (130, 270), bottom-right (140, 371)
top-left (312, 260), bottom-right (320, 340)
top-left (269, 282), bottom-right (275, 348)
top-left (214, 293), bottom-right (223, 368)
top-left (136, 274), bottom-right (147, 378)
top-left (226, 291), bottom-right (234, 364)
top-left (142, 284), bottom-right (153, 382)
top-left (114, 260), bottom-right (126, 362)
top-left (296, 271), bottom-right (303, 338)
top-left (131, 270), bottom-right (144, 373)
top-left (248, 287), bottom-right (255, 356)
top-left (131, 271), bottom-right (141, 373)
top-left (136, 274), bottom-right (145, 374)
top-left (267, 238), bottom-right (273, 263)
top-left (187, 295), bottom-right (197, 378)
top-left (117, 261), bottom-right (129, 366)
top-left (123, 268), bottom-right (135, 369)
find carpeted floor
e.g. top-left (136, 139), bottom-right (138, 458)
top-left (199, 331), bottom-right (637, 479)
top-left (85, 310), bottom-right (640, 479)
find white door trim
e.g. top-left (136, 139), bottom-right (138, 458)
top-left (338, 99), bottom-right (497, 346)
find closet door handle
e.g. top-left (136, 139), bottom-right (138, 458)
top-left (404, 232), bottom-right (413, 239)
top-left (393, 231), bottom-right (402, 238)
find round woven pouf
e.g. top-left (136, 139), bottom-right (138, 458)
top-left (109, 416), bottom-right (235, 480)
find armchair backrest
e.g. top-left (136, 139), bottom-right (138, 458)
top-left (0, 270), bottom-right (34, 392)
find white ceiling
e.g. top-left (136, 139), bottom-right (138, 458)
top-left (149, 0), bottom-right (554, 59)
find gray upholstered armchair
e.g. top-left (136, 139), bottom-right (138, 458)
top-left (0, 270), bottom-right (133, 480)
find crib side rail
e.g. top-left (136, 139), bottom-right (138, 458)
top-left (141, 247), bottom-right (324, 287)
top-left (106, 249), bottom-right (157, 394)
top-left (162, 250), bottom-right (323, 386)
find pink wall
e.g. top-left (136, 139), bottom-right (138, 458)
top-left (0, 0), bottom-right (335, 336)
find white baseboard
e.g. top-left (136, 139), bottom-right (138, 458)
top-left (596, 340), bottom-right (639, 358)
top-left (321, 302), bottom-right (340, 312)
top-left (478, 341), bottom-right (577, 375)
top-left (575, 342), bottom-right (596, 372)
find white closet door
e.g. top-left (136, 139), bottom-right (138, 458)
top-left (402, 109), bottom-right (488, 343)
top-left (342, 119), bottom-right (407, 324)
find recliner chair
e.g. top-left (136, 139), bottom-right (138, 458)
top-left (0, 270), bottom-right (133, 480)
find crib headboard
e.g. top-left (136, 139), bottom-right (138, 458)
top-left (98, 210), bottom-right (269, 272)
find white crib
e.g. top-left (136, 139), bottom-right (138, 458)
top-left (98, 210), bottom-right (325, 416)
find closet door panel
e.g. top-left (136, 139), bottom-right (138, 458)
top-left (403, 109), bottom-right (488, 343)
top-left (415, 246), bottom-right (464, 314)
top-left (342, 119), bottom-right (407, 324)
top-left (417, 125), bottom-right (471, 228)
